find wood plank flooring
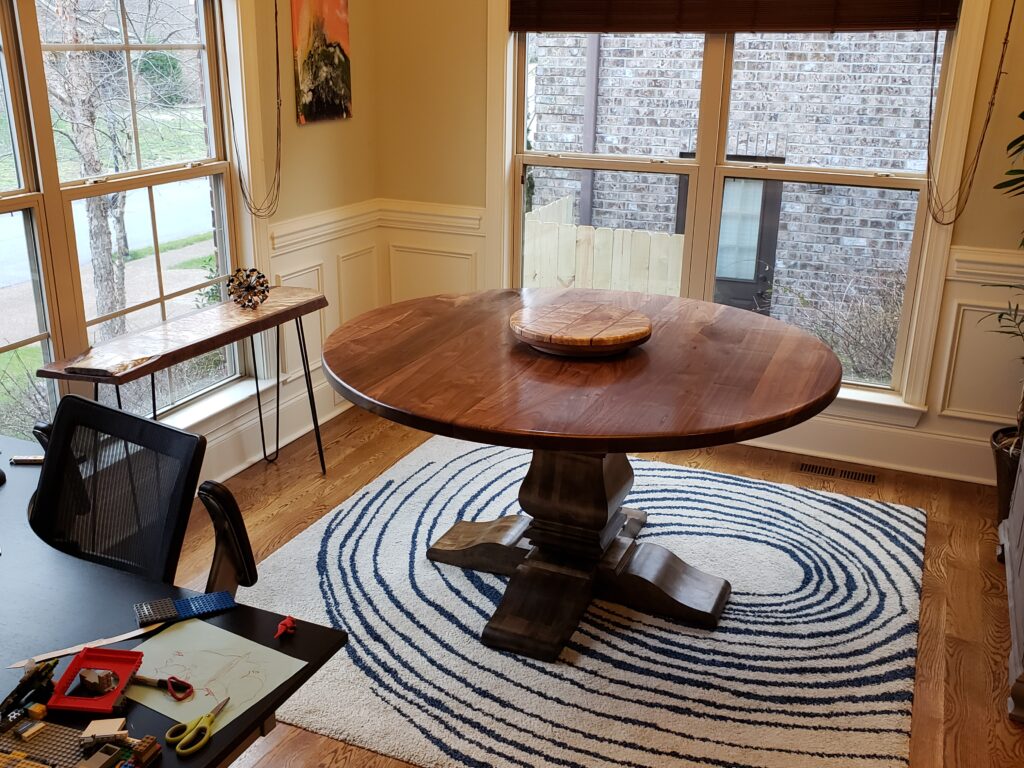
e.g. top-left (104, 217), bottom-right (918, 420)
top-left (175, 407), bottom-right (1024, 768)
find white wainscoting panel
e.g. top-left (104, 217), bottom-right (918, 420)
top-left (275, 264), bottom-right (326, 382)
top-left (941, 303), bottom-right (1022, 423)
top-left (388, 245), bottom-right (477, 302)
top-left (338, 245), bottom-right (381, 323)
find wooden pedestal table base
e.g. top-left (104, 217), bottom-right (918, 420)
top-left (426, 450), bottom-right (731, 661)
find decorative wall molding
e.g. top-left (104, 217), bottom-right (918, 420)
top-left (948, 245), bottom-right (1024, 284)
top-left (269, 198), bottom-right (487, 259)
top-left (275, 263), bottom-right (326, 383)
top-left (337, 245), bottom-right (381, 323)
top-left (376, 199), bottom-right (486, 237)
top-left (269, 199), bottom-right (381, 258)
top-left (388, 244), bottom-right (478, 302)
top-left (938, 300), bottom-right (1020, 424)
top-left (339, 246), bottom-right (377, 263)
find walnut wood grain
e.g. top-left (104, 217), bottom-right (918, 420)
top-left (321, 289), bottom-right (843, 454)
top-left (168, 408), bottom-right (1023, 768)
top-left (324, 289), bottom-right (840, 659)
top-left (509, 300), bottom-right (652, 356)
top-left (38, 287), bottom-right (328, 385)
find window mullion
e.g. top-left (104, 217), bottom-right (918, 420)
top-left (13, 0), bottom-right (88, 367)
top-left (118, 2), bottom-right (143, 170)
top-left (146, 185), bottom-right (167, 320)
top-left (0, 2), bottom-right (34, 193)
top-left (686, 32), bottom-right (731, 301)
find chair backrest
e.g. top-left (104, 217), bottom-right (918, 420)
top-left (29, 394), bottom-right (206, 584)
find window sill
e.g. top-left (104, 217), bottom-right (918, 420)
top-left (823, 386), bottom-right (926, 428)
top-left (162, 376), bottom-right (270, 434)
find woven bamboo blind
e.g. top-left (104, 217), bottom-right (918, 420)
top-left (509, 0), bottom-right (960, 33)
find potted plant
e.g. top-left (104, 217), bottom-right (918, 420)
top-left (989, 111), bottom-right (1024, 520)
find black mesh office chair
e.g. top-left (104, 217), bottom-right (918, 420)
top-left (28, 395), bottom-right (257, 595)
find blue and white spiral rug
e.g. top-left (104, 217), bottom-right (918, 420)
top-left (239, 437), bottom-right (926, 768)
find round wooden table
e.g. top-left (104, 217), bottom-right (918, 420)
top-left (322, 289), bottom-right (843, 661)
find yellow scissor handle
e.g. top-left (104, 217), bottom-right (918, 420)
top-left (166, 715), bottom-right (213, 756)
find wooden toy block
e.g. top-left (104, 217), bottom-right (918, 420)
top-left (12, 721), bottom-right (43, 742)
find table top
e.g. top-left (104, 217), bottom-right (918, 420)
top-left (38, 287), bottom-right (327, 386)
top-left (0, 436), bottom-right (346, 768)
top-left (322, 289), bottom-right (843, 453)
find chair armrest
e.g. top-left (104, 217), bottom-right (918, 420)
top-left (197, 480), bottom-right (258, 595)
top-left (32, 421), bottom-right (52, 451)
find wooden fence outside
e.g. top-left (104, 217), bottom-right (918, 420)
top-left (522, 197), bottom-right (684, 296)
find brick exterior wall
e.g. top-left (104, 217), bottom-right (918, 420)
top-left (525, 31), bottom-right (942, 382)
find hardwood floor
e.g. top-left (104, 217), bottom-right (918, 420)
top-left (175, 407), bottom-right (1024, 768)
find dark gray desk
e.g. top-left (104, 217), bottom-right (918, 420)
top-left (0, 436), bottom-right (346, 767)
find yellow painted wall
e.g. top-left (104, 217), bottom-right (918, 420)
top-left (252, 0), bottom-right (487, 216)
top-left (951, 0), bottom-right (1024, 249)
top-left (254, 0), bottom-right (379, 221)
top-left (372, 0), bottom-right (488, 207)
top-left (250, 0), bottom-right (1020, 242)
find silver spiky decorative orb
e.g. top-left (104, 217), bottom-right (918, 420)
top-left (227, 267), bottom-right (271, 310)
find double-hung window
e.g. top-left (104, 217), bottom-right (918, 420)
top-left (0, 0), bottom-right (236, 439)
top-left (513, 1), bottom-right (957, 390)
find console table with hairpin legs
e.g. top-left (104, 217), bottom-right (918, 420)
top-left (36, 286), bottom-right (328, 474)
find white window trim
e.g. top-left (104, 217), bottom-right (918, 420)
top-left (493, 0), bottom-right (993, 429)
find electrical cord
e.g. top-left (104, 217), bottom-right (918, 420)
top-left (216, 0), bottom-right (283, 220)
top-left (925, 0), bottom-right (1018, 225)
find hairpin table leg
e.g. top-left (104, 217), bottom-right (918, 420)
top-left (150, 374), bottom-right (157, 419)
top-left (93, 382), bottom-right (99, 401)
top-left (115, 385), bottom-right (123, 410)
top-left (250, 327), bottom-right (281, 463)
top-left (296, 317), bottom-right (326, 475)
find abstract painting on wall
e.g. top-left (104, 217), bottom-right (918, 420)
top-left (291, 0), bottom-right (352, 124)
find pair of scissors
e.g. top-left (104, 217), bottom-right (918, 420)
top-left (133, 674), bottom-right (194, 701)
top-left (165, 697), bottom-right (230, 756)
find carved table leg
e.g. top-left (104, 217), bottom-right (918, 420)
top-left (1010, 675), bottom-right (1024, 724)
top-left (426, 450), bottom-right (731, 661)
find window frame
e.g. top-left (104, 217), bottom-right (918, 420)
top-left (512, 29), bottom-right (953, 395)
top-left (0, 0), bottom-right (244, 425)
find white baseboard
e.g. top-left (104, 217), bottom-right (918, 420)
top-left (176, 374), bottom-right (348, 483)
top-left (748, 413), bottom-right (996, 486)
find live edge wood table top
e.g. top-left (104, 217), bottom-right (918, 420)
top-left (38, 287), bottom-right (327, 386)
top-left (322, 288), bottom-right (843, 661)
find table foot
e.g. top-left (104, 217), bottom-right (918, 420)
top-left (482, 556), bottom-right (593, 661)
top-left (426, 516), bottom-right (531, 577)
top-left (596, 539), bottom-right (731, 628)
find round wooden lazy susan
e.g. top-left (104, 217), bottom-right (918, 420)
top-left (509, 301), bottom-right (653, 357)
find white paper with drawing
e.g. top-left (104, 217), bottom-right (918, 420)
top-left (126, 619), bottom-right (306, 730)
